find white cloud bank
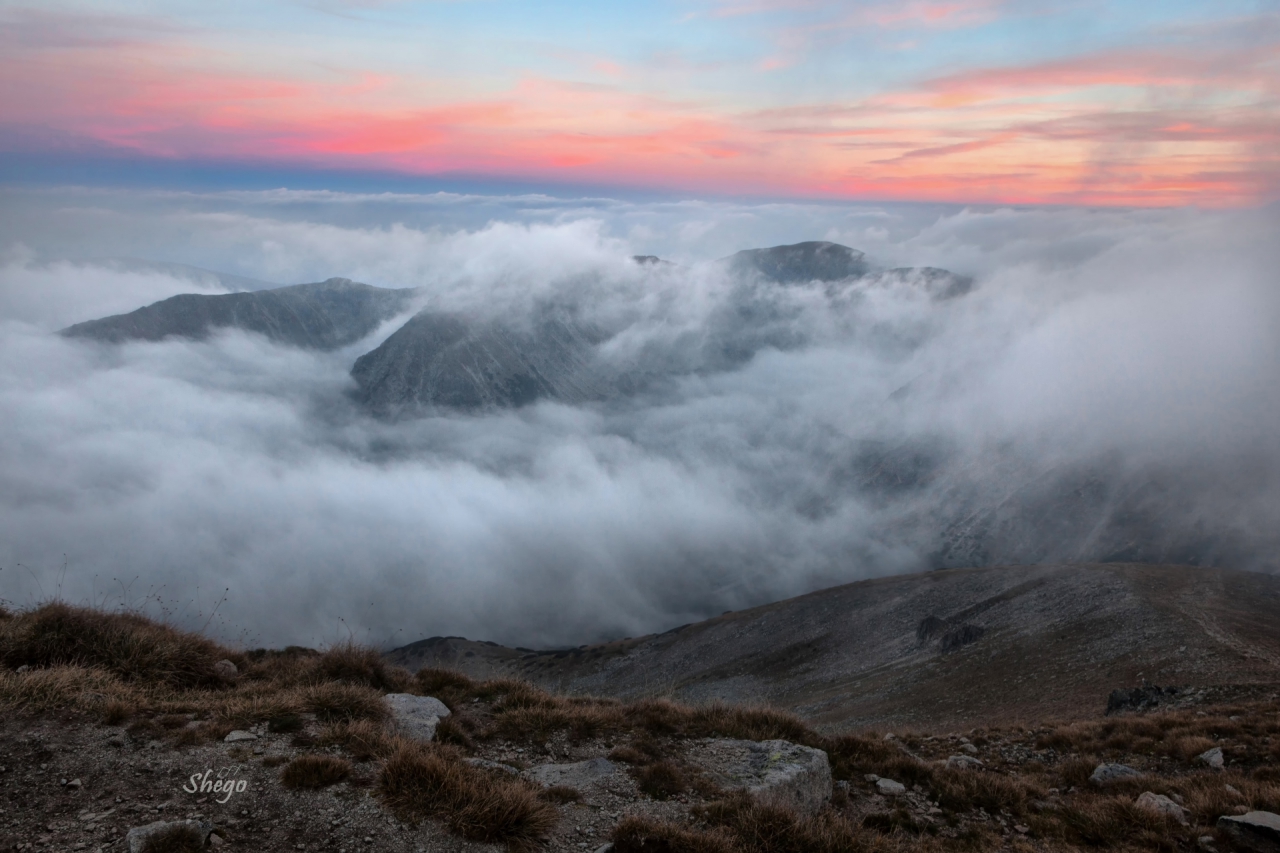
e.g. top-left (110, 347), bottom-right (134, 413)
top-left (0, 188), bottom-right (1277, 648)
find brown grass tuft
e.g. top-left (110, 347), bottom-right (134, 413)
top-left (378, 743), bottom-right (558, 849)
top-left (318, 719), bottom-right (406, 762)
top-left (280, 754), bottom-right (352, 789)
top-left (696, 793), bottom-right (872, 853)
top-left (315, 641), bottom-right (411, 692)
top-left (610, 814), bottom-right (736, 853)
top-left (302, 682), bottom-right (388, 723)
top-left (0, 602), bottom-right (233, 687)
top-left (635, 760), bottom-right (689, 800)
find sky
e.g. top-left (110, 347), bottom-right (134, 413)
top-left (2, 0), bottom-right (1279, 205)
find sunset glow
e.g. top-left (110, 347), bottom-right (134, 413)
top-left (2, 1), bottom-right (1278, 205)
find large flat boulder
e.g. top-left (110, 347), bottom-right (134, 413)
top-left (384, 694), bottom-right (451, 742)
top-left (526, 757), bottom-right (621, 789)
top-left (1218, 811), bottom-right (1280, 853)
top-left (688, 738), bottom-right (832, 815)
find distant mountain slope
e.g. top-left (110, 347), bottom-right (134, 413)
top-left (61, 277), bottom-right (418, 349)
top-left (350, 242), bottom-right (973, 414)
top-left (387, 563), bottom-right (1280, 731)
top-left (725, 241), bottom-right (972, 298)
top-left (726, 240), bottom-right (873, 283)
top-left (350, 311), bottom-right (608, 413)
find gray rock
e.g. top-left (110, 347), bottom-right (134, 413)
top-left (946, 755), bottom-right (984, 770)
top-left (465, 757), bottom-right (521, 776)
top-left (1135, 792), bottom-right (1189, 825)
top-left (385, 694), bottom-right (451, 742)
top-left (692, 739), bottom-right (832, 814)
top-left (14, 665), bottom-right (29, 674)
top-left (126, 819), bottom-right (215, 853)
top-left (223, 730), bottom-right (257, 743)
top-left (213, 660), bottom-right (238, 681)
top-left (1089, 763), bottom-right (1143, 785)
top-left (1217, 811), bottom-right (1280, 852)
top-left (62, 278), bottom-right (417, 350)
top-left (876, 778), bottom-right (907, 796)
top-left (526, 757), bottom-right (619, 789)
top-left (1199, 746), bottom-right (1225, 769)
top-left (959, 742), bottom-right (979, 755)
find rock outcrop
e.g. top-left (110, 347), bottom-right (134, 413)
top-left (1136, 792), bottom-right (1189, 825)
top-left (1217, 811), bottom-right (1280, 852)
top-left (526, 757), bottom-right (621, 789)
top-left (690, 738), bottom-right (832, 815)
top-left (385, 694), bottom-right (451, 741)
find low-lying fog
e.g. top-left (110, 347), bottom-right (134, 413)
top-left (1, 188), bottom-right (1277, 648)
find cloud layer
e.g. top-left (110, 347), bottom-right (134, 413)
top-left (1, 189), bottom-right (1277, 649)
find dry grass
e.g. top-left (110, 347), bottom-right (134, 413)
top-left (0, 602), bottom-right (234, 687)
top-left (7, 602), bottom-right (1279, 853)
top-left (635, 760), bottom-right (689, 800)
top-left (611, 815), bottom-right (736, 853)
top-left (696, 793), bottom-right (876, 853)
top-left (280, 754), bottom-right (352, 789)
top-left (378, 743), bottom-right (558, 849)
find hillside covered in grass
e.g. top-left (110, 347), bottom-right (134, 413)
top-left (2, 602), bottom-right (1279, 852)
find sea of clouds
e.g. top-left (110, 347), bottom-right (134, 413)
top-left (1, 187), bottom-right (1277, 648)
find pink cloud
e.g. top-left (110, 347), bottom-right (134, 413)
top-left (1, 9), bottom-right (1277, 208)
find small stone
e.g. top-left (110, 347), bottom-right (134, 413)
top-left (67, 778), bottom-right (82, 790)
top-left (1135, 792), bottom-right (1189, 825)
top-left (1014, 824), bottom-right (1029, 834)
top-left (883, 733), bottom-right (896, 741)
top-left (864, 774), bottom-right (880, 782)
top-left (1199, 747), bottom-right (1225, 770)
top-left (223, 731), bottom-right (257, 743)
top-left (210, 834), bottom-right (224, 846)
top-left (213, 660), bottom-right (239, 681)
top-left (960, 743), bottom-right (979, 755)
top-left (1227, 784), bottom-right (1243, 797)
top-left (876, 778), bottom-right (906, 796)
top-left (1089, 763), bottom-right (1143, 786)
top-left (947, 755), bottom-right (984, 770)
top-left (1198, 836), bottom-right (1217, 852)
top-left (15, 665), bottom-right (30, 673)
top-left (593, 845), bottom-right (615, 853)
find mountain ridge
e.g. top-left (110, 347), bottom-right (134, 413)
top-left (386, 562), bottom-right (1280, 732)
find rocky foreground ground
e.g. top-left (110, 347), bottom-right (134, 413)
top-left (2, 604), bottom-right (1280, 853)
